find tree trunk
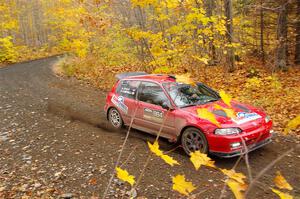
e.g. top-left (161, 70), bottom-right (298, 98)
top-left (260, 0), bottom-right (265, 63)
top-left (275, 2), bottom-right (288, 71)
top-left (205, 0), bottom-right (216, 63)
top-left (224, 0), bottom-right (235, 72)
top-left (295, 0), bottom-right (300, 65)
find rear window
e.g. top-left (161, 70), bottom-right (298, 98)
top-left (116, 80), bottom-right (140, 99)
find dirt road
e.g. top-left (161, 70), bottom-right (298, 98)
top-left (0, 56), bottom-right (299, 198)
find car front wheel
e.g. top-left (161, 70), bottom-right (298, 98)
top-left (108, 108), bottom-right (123, 129)
top-left (181, 127), bottom-right (208, 155)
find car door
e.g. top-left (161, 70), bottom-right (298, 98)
top-left (134, 81), bottom-right (176, 139)
top-left (114, 80), bottom-right (140, 124)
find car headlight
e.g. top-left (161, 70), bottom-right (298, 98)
top-left (214, 128), bottom-right (241, 135)
top-left (265, 115), bottom-right (271, 123)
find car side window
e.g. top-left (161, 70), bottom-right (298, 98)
top-left (138, 81), bottom-right (170, 107)
top-left (116, 80), bottom-right (140, 99)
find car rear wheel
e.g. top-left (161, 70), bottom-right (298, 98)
top-left (181, 127), bottom-right (208, 155)
top-left (108, 108), bottom-right (123, 129)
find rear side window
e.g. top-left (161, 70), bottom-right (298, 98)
top-left (116, 80), bottom-right (140, 99)
top-left (138, 81), bottom-right (170, 106)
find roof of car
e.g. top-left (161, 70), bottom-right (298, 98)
top-left (116, 72), bottom-right (176, 83)
top-left (125, 74), bottom-right (176, 83)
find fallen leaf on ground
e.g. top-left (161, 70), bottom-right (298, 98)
top-left (271, 188), bottom-right (293, 199)
top-left (221, 169), bottom-right (246, 184)
top-left (88, 178), bottom-right (97, 185)
top-left (274, 171), bottom-right (293, 190)
top-left (190, 151), bottom-right (215, 170)
top-left (172, 174), bottom-right (196, 196)
top-left (160, 154), bottom-right (180, 166)
top-left (226, 179), bottom-right (247, 199)
top-left (148, 141), bottom-right (179, 166)
top-left (116, 167), bottom-right (135, 186)
top-left (147, 141), bottom-right (163, 157)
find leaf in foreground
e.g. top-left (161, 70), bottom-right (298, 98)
top-left (147, 141), bottom-right (179, 166)
top-left (160, 154), bottom-right (180, 166)
top-left (219, 90), bottom-right (232, 107)
top-left (197, 108), bottom-right (220, 127)
top-left (226, 179), bottom-right (247, 199)
top-left (213, 104), bottom-right (236, 119)
top-left (115, 167), bottom-right (135, 186)
top-left (221, 169), bottom-right (246, 184)
top-left (271, 188), bottom-right (293, 199)
top-left (147, 141), bottom-right (163, 157)
top-left (223, 107), bottom-right (236, 119)
top-left (172, 174), bottom-right (196, 196)
top-left (190, 151), bottom-right (215, 170)
top-left (274, 171), bottom-right (293, 190)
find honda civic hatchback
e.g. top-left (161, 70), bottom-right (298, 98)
top-left (104, 72), bottom-right (273, 157)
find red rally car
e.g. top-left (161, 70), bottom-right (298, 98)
top-left (104, 72), bottom-right (273, 157)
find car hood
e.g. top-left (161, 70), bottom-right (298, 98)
top-left (181, 100), bottom-right (266, 128)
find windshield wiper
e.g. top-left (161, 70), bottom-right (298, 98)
top-left (180, 104), bottom-right (197, 108)
top-left (206, 99), bottom-right (219, 103)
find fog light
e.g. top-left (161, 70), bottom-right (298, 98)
top-left (265, 115), bottom-right (271, 123)
top-left (231, 142), bottom-right (241, 149)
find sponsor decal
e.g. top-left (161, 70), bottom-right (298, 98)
top-left (120, 87), bottom-right (136, 96)
top-left (111, 95), bottom-right (128, 114)
top-left (232, 112), bottom-right (262, 124)
top-left (143, 108), bottom-right (163, 122)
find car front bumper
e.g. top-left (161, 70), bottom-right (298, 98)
top-left (210, 135), bottom-right (272, 158)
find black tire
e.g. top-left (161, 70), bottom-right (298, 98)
top-left (181, 127), bottom-right (208, 155)
top-left (108, 108), bottom-right (123, 129)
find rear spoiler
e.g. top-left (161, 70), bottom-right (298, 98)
top-left (116, 72), bottom-right (148, 80)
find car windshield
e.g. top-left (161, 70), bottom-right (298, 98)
top-left (163, 82), bottom-right (220, 108)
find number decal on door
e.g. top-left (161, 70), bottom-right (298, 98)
top-left (143, 108), bottom-right (163, 122)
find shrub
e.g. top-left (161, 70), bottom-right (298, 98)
top-left (0, 36), bottom-right (18, 63)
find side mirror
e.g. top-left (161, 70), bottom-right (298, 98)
top-left (161, 102), bottom-right (173, 110)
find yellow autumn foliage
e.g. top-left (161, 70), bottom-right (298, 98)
top-left (0, 36), bottom-right (18, 63)
top-left (284, 115), bottom-right (300, 134)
